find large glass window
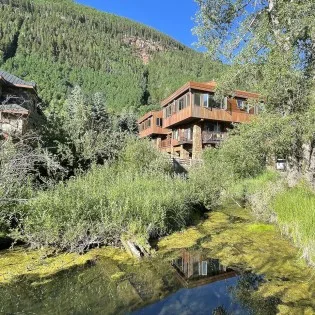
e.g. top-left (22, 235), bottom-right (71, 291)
top-left (166, 105), bottom-right (172, 117)
top-left (156, 118), bottom-right (163, 127)
top-left (206, 122), bottom-right (221, 132)
top-left (236, 98), bottom-right (246, 109)
top-left (172, 101), bottom-right (176, 114)
top-left (194, 93), bottom-right (201, 106)
top-left (179, 97), bottom-right (184, 110)
top-left (208, 94), bottom-right (221, 108)
top-left (203, 94), bottom-right (209, 107)
top-left (173, 129), bottom-right (179, 140)
top-left (187, 127), bottom-right (193, 140)
top-left (186, 93), bottom-right (191, 107)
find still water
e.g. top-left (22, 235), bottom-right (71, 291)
top-left (132, 251), bottom-right (271, 315)
top-left (0, 248), bottom-right (277, 315)
top-left (1, 206), bottom-right (314, 314)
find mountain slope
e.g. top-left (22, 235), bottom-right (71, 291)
top-left (0, 0), bottom-right (224, 112)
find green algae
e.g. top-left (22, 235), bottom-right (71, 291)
top-left (0, 246), bottom-right (181, 315)
top-left (158, 227), bottom-right (204, 251)
top-left (246, 223), bottom-right (276, 232)
top-left (1, 203), bottom-right (315, 314)
top-left (158, 205), bottom-right (315, 313)
top-left (0, 246), bottom-right (132, 284)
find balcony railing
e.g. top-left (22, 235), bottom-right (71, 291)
top-left (202, 131), bottom-right (226, 144)
top-left (178, 136), bottom-right (193, 144)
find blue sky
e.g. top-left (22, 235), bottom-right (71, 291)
top-left (75, 0), bottom-right (199, 48)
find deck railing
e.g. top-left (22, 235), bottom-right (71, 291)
top-left (202, 131), bottom-right (227, 144)
top-left (178, 136), bottom-right (193, 144)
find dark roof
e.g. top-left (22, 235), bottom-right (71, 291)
top-left (0, 104), bottom-right (29, 114)
top-left (0, 69), bottom-right (36, 88)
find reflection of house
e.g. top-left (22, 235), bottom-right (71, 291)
top-left (0, 70), bottom-right (43, 137)
top-left (173, 250), bottom-right (227, 279)
top-left (138, 81), bottom-right (260, 161)
top-left (172, 249), bottom-right (236, 288)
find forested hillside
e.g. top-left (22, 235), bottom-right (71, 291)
top-left (0, 0), bottom-right (224, 112)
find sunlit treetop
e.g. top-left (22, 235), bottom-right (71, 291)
top-left (194, 0), bottom-right (315, 114)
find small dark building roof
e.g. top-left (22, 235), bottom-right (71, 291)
top-left (0, 69), bottom-right (36, 89)
top-left (0, 104), bottom-right (29, 114)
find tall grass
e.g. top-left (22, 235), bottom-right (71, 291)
top-left (230, 170), bottom-right (315, 265)
top-left (17, 139), bottom-right (195, 253)
top-left (272, 184), bottom-right (315, 265)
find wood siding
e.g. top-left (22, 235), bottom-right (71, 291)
top-left (163, 99), bottom-right (255, 129)
top-left (138, 110), bottom-right (171, 138)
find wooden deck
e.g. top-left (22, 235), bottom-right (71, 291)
top-left (163, 103), bottom-right (254, 129)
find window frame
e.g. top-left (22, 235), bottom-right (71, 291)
top-left (203, 94), bottom-right (209, 108)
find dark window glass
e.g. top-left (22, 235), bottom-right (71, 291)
top-left (194, 93), bottom-right (201, 106)
top-left (236, 98), bottom-right (246, 109)
top-left (209, 94), bottom-right (220, 108)
top-left (156, 118), bottom-right (162, 127)
top-left (179, 98), bottom-right (184, 110)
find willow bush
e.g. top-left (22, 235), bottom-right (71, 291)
top-left (17, 140), bottom-right (194, 252)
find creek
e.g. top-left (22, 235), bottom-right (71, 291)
top-left (0, 204), bottom-right (314, 314)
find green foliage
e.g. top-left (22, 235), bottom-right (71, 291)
top-left (118, 138), bottom-right (172, 174)
top-left (0, 135), bottom-right (59, 233)
top-left (272, 183), bottom-right (315, 264)
top-left (0, 0), bottom-right (223, 112)
top-left (19, 140), bottom-right (194, 252)
top-left (194, 0), bottom-right (315, 114)
top-left (188, 149), bottom-right (230, 209)
top-left (44, 86), bottom-right (137, 175)
top-left (200, 114), bottom-right (297, 180)
top-left (229, 170), bottom-right (280, 199)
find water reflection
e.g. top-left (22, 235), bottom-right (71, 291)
top-left (132, 249), bottom-right (279, 315)
top-left (172, 250), bottom-right (236, 288)
top-left (0, 248), bottom-right (279, 315)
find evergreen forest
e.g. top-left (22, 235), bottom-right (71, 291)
top-left (0, 0), bottom-right (224, 113)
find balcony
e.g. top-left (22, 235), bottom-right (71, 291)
top-left (138, 110), bottom-right (171, 138)
top-left (178, 136), bottom-right (193, 145)
top-left (202, 131), bottom-right (226, 144)
top-left (139, 125), bottom-right (169, 138)
top-left (163, 103), bottom-right (254, 129)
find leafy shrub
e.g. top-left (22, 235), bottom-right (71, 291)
top-left (118, 137), bottom-right (172, 174)
top-left (18, 140), bottom-right (193, 252)
top-left (188, 148), bottom-right (230, 209)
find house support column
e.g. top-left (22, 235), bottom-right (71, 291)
top-left (156, 137), bottom-right (161, 150)
top-left (180, 145), bottom-right (189, 160)
top-left (192, 123), bottom-right (202, 160)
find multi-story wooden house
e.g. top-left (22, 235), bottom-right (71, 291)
top-left (0, 70), bottom-right (43, 137)
top-left (138, 81), bottom-right (260, 160)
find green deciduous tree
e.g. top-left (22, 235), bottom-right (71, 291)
top-left (45, 86), bottom-right (137, 175)
top-left (194, 0), bottom-right (315, 114)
